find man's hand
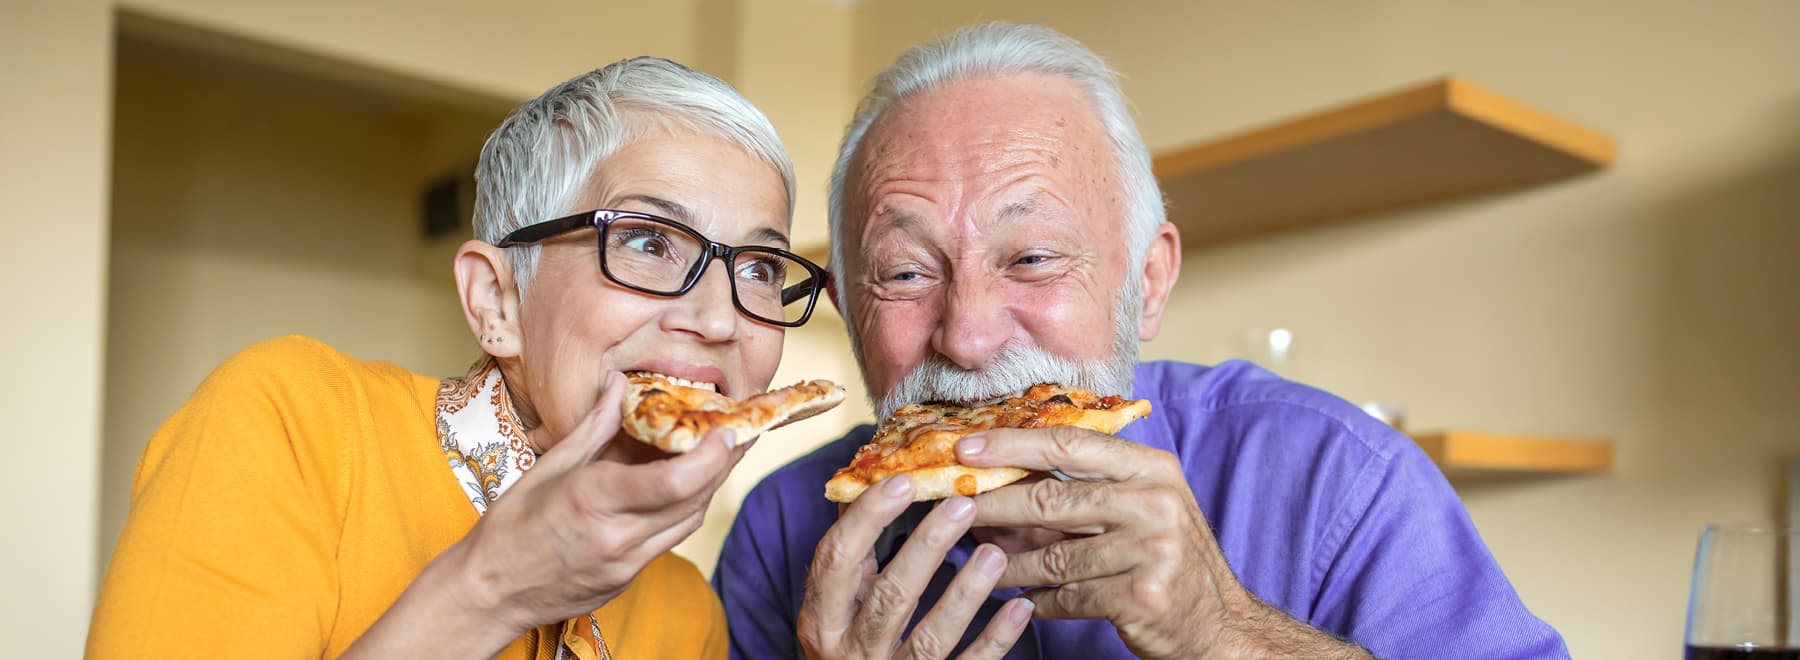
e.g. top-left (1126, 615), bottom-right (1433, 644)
top-left (958, 427), bottom-right (1370, 660)
top-left (797, 475), bottom-right (1034, 660)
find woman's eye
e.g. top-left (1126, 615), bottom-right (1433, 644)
top-left (1015, 255), bottom-right (1049, 266)
top-left (616, 229), bottom-right (673, 257)
top-left (890, 272), bottom-right (921, 282)
top-left (738, 257), bottom-right (783, 283)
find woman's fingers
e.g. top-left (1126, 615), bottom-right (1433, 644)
top-left (588, 427), bottom-right (737, 513)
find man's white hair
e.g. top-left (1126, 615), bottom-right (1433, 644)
top-left (827, 22), bottom-right (1165, 405)
top-left (475, 56), bottom-right (796, 295)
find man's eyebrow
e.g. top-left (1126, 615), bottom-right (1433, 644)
top-left (873, 204), bottom-right (922, 230)
top-left (614, 194), bottom-right (694, 224)
top-left (995, 194), bottom-right (1041, 224)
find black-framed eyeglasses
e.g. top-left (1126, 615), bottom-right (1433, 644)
top-left (496, 209), bottom-right (830, 327)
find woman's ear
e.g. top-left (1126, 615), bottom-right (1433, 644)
top-left (454, 240), bottom-right (524, 358)
top-left (1137, 223), bottom-right (1183, 342)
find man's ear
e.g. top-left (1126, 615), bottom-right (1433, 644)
top-left (454, 240), bottom-right (525, 358)
top-left (825, 270), bottom-right (843, 316)
top-left (1136, 223), bottom-right (1183, 342)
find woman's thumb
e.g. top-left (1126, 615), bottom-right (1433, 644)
top-left (535, 371), bottom-right (626, 472)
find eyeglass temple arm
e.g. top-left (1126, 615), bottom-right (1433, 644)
top-left (495, 212), bottom-right (598, 247)
top-left (781, 268), bottom-right (832, 306)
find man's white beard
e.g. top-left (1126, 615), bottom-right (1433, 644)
top-left (873, 287), bottom-right (1143, 421)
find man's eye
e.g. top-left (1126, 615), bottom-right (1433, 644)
top-left (1015, 255), bottom-right (1049, 266)
top-left (890, 272), bottom-right (921, 282)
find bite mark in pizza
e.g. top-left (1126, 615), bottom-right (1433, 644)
top-left (621, 372), bottom-right (845, 453)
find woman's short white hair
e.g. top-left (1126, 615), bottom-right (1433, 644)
top-left (826, 22), bottom-right (1166, 307)
top-left (474, 56), bottom-right (795, 295)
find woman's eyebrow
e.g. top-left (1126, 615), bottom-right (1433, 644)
top-left (752, 227), bottom-right (791, 247)
top-left (616, 192), bottom-right (789, 247)
top-left (614, 193), bottom-right (693, 223)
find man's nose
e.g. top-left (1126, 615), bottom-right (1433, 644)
top-left (931, 274), bottom-right (1012, 370)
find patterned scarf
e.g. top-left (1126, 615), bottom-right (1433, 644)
top-left (436, 357), bottom-right (613, 660)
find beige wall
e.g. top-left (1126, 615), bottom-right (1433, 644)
top-left (100, 33), bottom-right (503, 573)
top-left (119, 0), bottom-right (703, 102)
top-left (0, 1), bottom-right (113, 655)
top-left (850, 1), bottom-right (1800, 657)
top-left (17, 0), bottom-right (1798, 656)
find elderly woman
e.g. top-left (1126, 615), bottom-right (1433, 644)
top-left (86, 57), bottom-right (825, 659)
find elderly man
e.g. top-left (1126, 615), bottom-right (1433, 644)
top-left (715, 23), bottom-right (1567, 659)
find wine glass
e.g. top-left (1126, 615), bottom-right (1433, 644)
top-left (1686, 525), bottom-right (1797, 659)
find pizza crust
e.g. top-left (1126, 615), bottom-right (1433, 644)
top-left (825, 385), bottom-right (1152, 503)
top-left (825, 465), bottom-right (1029, 503)
top-left (621, 373), bottom-right (845, 453)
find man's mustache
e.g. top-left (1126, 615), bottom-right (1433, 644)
top-left (876, 343), bottom-right (1108, 420)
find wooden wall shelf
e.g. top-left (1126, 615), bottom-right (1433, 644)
top-left (1410, 430), bottom-right (1613, 476)
top-left (1153, 76), bottom-right (1617, 248)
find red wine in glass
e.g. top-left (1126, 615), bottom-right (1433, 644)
top-left (1685, 525), bottom-right (1795, 658)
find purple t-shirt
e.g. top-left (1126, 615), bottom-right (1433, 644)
top-left (714, 360), bottom-right (1568, 659)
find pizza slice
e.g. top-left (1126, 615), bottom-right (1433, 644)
top-left (824, 384), bottom-right (1151, 502)
top-left (621, 372), bottom-right (846, 453)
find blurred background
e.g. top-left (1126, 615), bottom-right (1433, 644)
top-left (5, 1), bottom-right (1798, 657)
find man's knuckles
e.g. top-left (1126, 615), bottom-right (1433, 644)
top-left (1038, 540), bottom-right (1083, 581)
top-left (1026, 478), bottom-right (1067, 520)
top-left (857, 575), bottom-right (912, 632)
top-left (1046, 425), bottom-right (1094, 464)
top-left (1127, 572), bottom-right (1174, 619)
top-left (1140, 534), bottom-right (1183, 565)
top-left (903, 621), bottom-right (950, 660)
top-left (811, 534), bottom-right (863, 571)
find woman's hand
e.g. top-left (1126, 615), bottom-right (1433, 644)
top-left (345, 372), bottom-right (744, 657)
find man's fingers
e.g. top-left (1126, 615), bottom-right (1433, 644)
top-left (534, 372), bottom-right (627, 472)
top-left (851, 494), bottom-right (979, 652)
top-left (1022, 574), bottom-right (1131, 621)
top-left (901, 543), bottom-right (1007, 660)
top-left (995, 534), bottom-right (1133, 589)
top-left (956, 426), bottom-right (1173, 483)
top-left (955, 598), bottom-right (1034, 660)
top-left (969, 478), bottom-right (1138, 532)
top-left (801, 475), bottom-right (916, 638)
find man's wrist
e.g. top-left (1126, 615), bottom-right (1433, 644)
top-left (1206, 587), bottom-right (1371, 660)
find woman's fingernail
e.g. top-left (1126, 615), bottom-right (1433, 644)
top-left (945, 495), bottom-right (974, 521)
top-left (1010, 597), bottom-right (1035, 625)
top-left (958, 435), bottom-right (986, 457)
top-left (974, 545), bottom-right (1004, 576)
top-left (882, 475), bottom-right (912, 496)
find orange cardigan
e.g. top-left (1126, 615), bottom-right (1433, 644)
top-left (87, 336), bottom-right (727, 659)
